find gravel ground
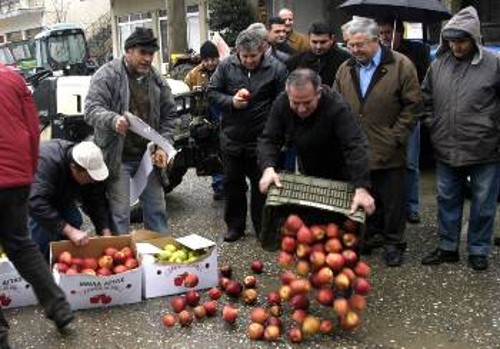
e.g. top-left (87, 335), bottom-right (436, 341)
top-left (4, 169), bottom-right (500, 349)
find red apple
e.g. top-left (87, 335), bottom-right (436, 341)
top-left (203, 300), bottom-right (218, 317)
top-left (266, 316), bottom-right (282, 329)
top-left (65, 268), bottom-right (79, 275)
top-left (263, 324), bottom-right (280, 341)
top-left (290, 279), bottom-right (311, 295)
top-left (247, 322), bottom-right (265, 340)
top-left (290, 294), bottom-right (310, 310)
top-left (342, 249), bottom-right (358, 266)
top-left (295, 243), bottom-right (312, 259)
top-left (340, 310), bottom-right (361, 330)
top-left (82, 258), bottom-right (98, 271)
top-left (309, 251), bottom-right (326, 268)
top-left (219, 277), bottom-right (230, 290)
top-left (277, 251), bottom-right (294, 269)
top-left (266, 291), bottom-right (281, 305)
top-left (113, 265), bottom-right (128, 274)
top-left (219, 264), bottom-right (232, 278)
top-left (162, 313), bottom-right (176, 327)
top-left (287, 327), bottom-right (304, 343)
top-left (325, 238), bottom-right (343, 253)
top-left (348, 294), bottom-right (367, 311)
top-left (121, 246), bottom-right (133, 259)
top-left (124, 257), bottom-right (138, 270)
top-left (295, 260), bottom-right (311, 276)
top-left (354, 277), bottom-right (372, 295)
top-left (334, 273), bottom-right (351, 291)
top-left (269, 304), bottom-right (282, 317)
top-left (113, 251), bottom-right (126, 264)
top-left (325, 223), bottom-right (341, 238)
top-left (184, 274), bottom-right (199, 288)
top-left (315, 288), bottom-right (335, 306)
top-left (243, 275), bottom-right (257, 289)
top-left (279, 285), bottom-right (292, 302)
top-left (301, 315), bottom-right (321, 337)
top-left (170, 296), bottom-right (187, 313)
top-left (243, 288), bottom-right (258, 305)
top-left (70, 258), bottom-right (84, 268)
top-left (342, 233), bottom-right (358, 248)
top-left (104, 247), bottom-right (119, 257)
top-left (353, 261), bottom-right (371, 277)
top-left (193, 305), bottom-right (206, 319)
top-left (97, 267), bottom-right (112, 277)
top-left (280, 270), bottom-right (296, 285)
top-left (250, 307), bottom-right (269, 324)
top-left (291, 309), bottom-right (308, 324)
top-left (185, 290), bottom-right (200, 307)
top-left (333, 297), bottom-right (349, 317)
top-left (81, 268), bottom-right (97, 276)
top-left (54, 263), bottom-right (69, 274)
top-left (325, 252), bottom-right (345, 272)
top-left (314, 266), bottom-right (334, 286)
top-left (320, 319), bottom-right (334, 334)
top-left (296, 226), bottom-right (314, 245)
top-left (250, 260), bottom-right (264, 274)
top-left (284, 214), bottom-right (304, 234)
top-left (222, 304), bottom-right (238, 324)
top-left (281, 236), bottom-right (297, 253)
top-left (57, 251), bottom-right (72, 265)
top-left (178, 310), bottom-right (194, 327)
top-left (310, 225), bottom-right (326, 241)
top-left (225, 281), bottom-right (243, 298)
top-left (207, 287), bottom-right (222, 300)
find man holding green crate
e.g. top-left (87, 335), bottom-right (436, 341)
top-left (258, 68), bottom-right (374, 216)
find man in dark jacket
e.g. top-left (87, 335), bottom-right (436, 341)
top-left (378, 18), bottom-right (430, 224)
top-left (335, 17), bottom-right (422, 267)
top-left (421, 7), bottom-right (500, 271)
top-left (208, 29), bottom-right (287, 242)
top-left (258, 68), bottom-right (375, 216)
top-left (29, 140), bottom-right (111, 260)
top-left (0, 64), bottom-right (74, 347)
top-left (286, 20), bottom-right (351, 86)
top-left (84, 28), bottom-right (177, 235)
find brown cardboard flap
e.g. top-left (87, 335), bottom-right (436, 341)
top-left (131, 230), bottom-right (162, 242)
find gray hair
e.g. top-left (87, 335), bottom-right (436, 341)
top-left (235, 29), bottom-right (265, 51)
top-left (246, 22), bottom-right (268, 43)
top-left (285, 68), bottom-right (322, 92)
top-left (342, 17), bottom-right (379, 40)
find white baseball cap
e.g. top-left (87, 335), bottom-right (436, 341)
top-left (72, 141), bottom-right (109, 181)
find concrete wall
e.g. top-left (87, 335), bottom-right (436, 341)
top-left (44, 0), bottom-right (110, 27)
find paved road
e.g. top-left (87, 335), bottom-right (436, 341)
top-left (5, 169), bottom-right (500, 349)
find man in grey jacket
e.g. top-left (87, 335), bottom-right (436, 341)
top-left (208, 29), bottom-right (287, 242)
top-left (421, 6), bottom-right (500, 271)
top-left (84, 28), bottom-right (177, 235)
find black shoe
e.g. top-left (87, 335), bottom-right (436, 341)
top-left (421, 248), bottom-right (459, 265)
top-left (213, 191), bottom-right (224, 201)
top-left (468, 255), bottom-right (488, 271)
top-left (407, 212), bottom-right (421, 224)
top-left (384, 248), bottom-right (403, 267)
top-left (223, 230), bottom-right (243, 242)
top-left (48, 305), bottom-right (75, 335)
top-left (494, 237), bottom-right (500, 247)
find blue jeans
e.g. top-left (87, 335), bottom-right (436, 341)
top-left (108, 161), bottom-right (168, 235)
top-left (436, 161), bottom-right (499, 256)
top-left (406, 123), bottom-right (420, 215)
top-left (29, 203), bottom-right (82, 260)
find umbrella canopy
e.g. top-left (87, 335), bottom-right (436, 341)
top-left (339, 0), bottom-right (452, 23)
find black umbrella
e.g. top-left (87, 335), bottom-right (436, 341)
top-left (339, 0), bottom-right (452, 23)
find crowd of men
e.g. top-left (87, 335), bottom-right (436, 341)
top-left (0, 5), bottom-right (499, 348)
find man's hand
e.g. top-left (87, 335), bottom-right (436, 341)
top-left (101, 229), bottom-right (112, 237)
top-left (232, 96), bottom-right (249, 109)
top-left (259, 167), bottom-right (282, 194)
top-left (350, 187), bottom-right (375, 216)
top-left (115, 115), bottom-right (129, 135)
top-left (63, 224), bottom-right (90, 247)
top-left (152, 148), bottom-right (169, 168)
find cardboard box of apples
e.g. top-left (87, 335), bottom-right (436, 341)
top-left (133, 231), bottom-right (218, 299)
top-left (0, 256), bottom-right (38, 309)
top-left (50, 235), bottom-right (142, 310)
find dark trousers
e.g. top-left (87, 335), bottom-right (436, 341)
top-left (0, 186), bottom-right (70, 345)
top-left (222, 151), bottom-right (265, 236)
top-left (366, 167), bottom-right (407, 249)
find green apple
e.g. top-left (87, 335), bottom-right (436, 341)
top-left (163, 244), bottom-right (178, 253)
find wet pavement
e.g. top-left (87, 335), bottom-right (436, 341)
top-left (5, 169), bottom-right (500, 349)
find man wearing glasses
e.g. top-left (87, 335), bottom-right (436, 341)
top-left (335, 17), bottom-right (423, 267)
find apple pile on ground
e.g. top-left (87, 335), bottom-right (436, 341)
top-left (53, 246), bottom-right (139, 276)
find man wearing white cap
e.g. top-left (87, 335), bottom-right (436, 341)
top-left (28, 140), bottom-right (111, 260)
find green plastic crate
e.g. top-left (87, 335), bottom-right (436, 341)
top-left (260, 173), bottom-right (366, 251)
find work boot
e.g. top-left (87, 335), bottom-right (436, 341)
top-left (421, 248), bottom-right (459, 265)
top-left (47, 303), bottom-right (75, 335)
top-left (223, 230), bottom-right (244, 243)
top-left (468, 255), bottom-right (488, 271)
